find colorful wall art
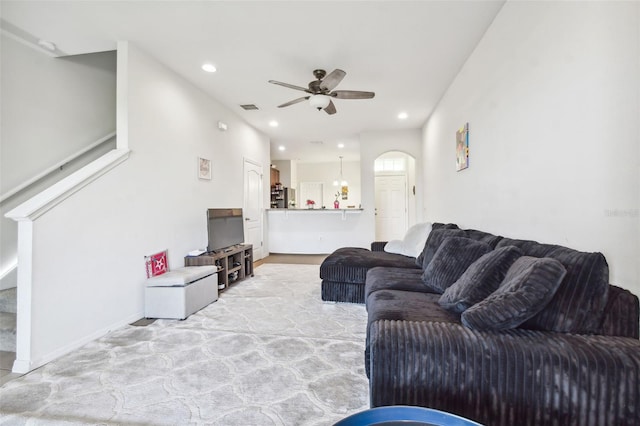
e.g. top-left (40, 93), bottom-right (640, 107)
top-left (456, 123), bottom-right (469, 171)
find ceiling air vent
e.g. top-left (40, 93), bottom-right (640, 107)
top-left (240, 104), bottom-right (259, 111)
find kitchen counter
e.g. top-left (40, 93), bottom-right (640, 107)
top-left (267, 208), bottom-right (368, 254)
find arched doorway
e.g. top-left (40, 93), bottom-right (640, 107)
top-left (374, 151), bottom-right (417, 241)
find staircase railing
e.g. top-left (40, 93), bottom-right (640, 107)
top-left (0, 131), bottom-right (116, 205)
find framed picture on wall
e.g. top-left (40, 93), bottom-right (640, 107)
top-left (198, 157), bottom-right (212, 180)
top-left (456, 123), bottom-right (469, 171)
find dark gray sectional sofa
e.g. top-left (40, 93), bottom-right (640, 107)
top-left (319, 223), bottom-right (640, 425)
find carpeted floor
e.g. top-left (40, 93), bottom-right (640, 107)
top-left (0, 264), bottom-right (369, 425)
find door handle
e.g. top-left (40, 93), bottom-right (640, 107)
top-left (245, 218), bottom-right (250, 221)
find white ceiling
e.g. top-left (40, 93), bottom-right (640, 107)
top-left (0, 0), bottom-right (505, 163)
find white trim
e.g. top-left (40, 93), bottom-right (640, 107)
top-left (116, 41), bottom-right (129, 150)
top-left (13, 310), bottom-right (144, 374)
top-left (5, 148), bottom-right (130, 221)
top-left (0, 263), bottom-right (17, 291)
top-left (0, 132), bottom-right (116, 204)
top-left (0, 23), bottom-right (67, 57)
top-left (12, 221), bottom-right (33, 374)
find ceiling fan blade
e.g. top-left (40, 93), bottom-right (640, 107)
top-left (269, 80), bottom-right (311, 93)
top-left (277, 96), bottom-right (309, 108)
top-left (332, 90), bottom-right (375, 99)
top-left (324, 100), bottom-right (337, 115)
top-left (320, 69), bottom-right (346, 91)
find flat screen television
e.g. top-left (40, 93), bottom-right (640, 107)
top-left (206, 208), bottom-right (245, 253)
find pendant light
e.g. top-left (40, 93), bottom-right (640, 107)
top-left (333, 156), bottom-right (348, 187)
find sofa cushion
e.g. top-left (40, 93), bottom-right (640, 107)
top-left (416, 227), bottom-right (467, 268)
top-left (422, 237), bottom-right (492, 294)
top-left (384, 222), bottom-right (432, 258)
top-left (365, 289), bottom-right (460, 377)
top-left (320, 247), bottom-right (419, 284)
top-left (461, 256), bottom-right (566, 331)
top-left (439, 245), bottom-right (523, 313)
top-left (525, 247), bottom-right (610, 333)
top-left (415, 223), bottom-right (460, 267)
top-left (365, 267), bottom-right (432, 309)
top-left (463, 228), bottom-right (504, 248)
top-left (497, 238), bottom-right (610, 333)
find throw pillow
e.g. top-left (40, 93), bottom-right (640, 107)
top-left (416, 227), bottom-right (467, 268)
top-left (421, 236), bottom-right (492, 294)
top-left (439, 245), bottom-right (523, 313)
top-left (523, 248), bottom-right (609, 334)
top-left (461, 256), bottom-right (567, 331)
top-left (384, 222), bottom-right (433, 258)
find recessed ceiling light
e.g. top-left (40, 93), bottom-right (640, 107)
top-left (278, 145), bottom-right (286, 151)
top-left (337, 143), bottom-right (345, 148)
top-left (269, 120), bottom-right (279, 127)
top-left (201, 63), bottom-right (217, 73)
top-left (398, 112), bottom-right (408, 120)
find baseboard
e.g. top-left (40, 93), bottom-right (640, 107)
top-left (0, 266), bottom-right (17, 291)
top-left (12, 310), bottom-right (144, 374)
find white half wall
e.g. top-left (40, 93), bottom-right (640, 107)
top-left (11, 42), bottom-right (270, 372)
top-left (422, 1), bottom-right (640, 295)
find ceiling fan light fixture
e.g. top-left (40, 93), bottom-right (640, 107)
top-left (309, 94), bottom-right (331, 110)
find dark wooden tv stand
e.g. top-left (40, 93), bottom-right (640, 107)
top-left (184, 244), bottom-right (253, 290)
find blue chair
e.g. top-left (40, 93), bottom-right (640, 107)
top-left (334, 405), bottom-right (483, 426)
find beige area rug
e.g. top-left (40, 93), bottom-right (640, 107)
top-left (0, 264), bottom-right (369, 425)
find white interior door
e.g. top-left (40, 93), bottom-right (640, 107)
top-left (244, 159), bottom-right (264, 260)
top-left (375, 175), bottom-right (407, 241)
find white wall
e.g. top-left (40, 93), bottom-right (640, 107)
top-left (361, 129), bottom-right (423, 243)
top-left (422, 1), bottom-right (640, 295)
top-left (0, 34), bottom-right (117, 288)
top-left (18, 43), bottom-right (269, 371)
top-left (296, 160), bottom-right (362, 209)
top-left (272, 160), bottom-right (292, 187)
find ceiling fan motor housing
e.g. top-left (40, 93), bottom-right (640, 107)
top-left (313, 69), bottom-right (327, 80)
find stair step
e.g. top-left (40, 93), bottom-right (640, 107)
top-left (0, 312), bottom-right (17, 353)
top-left (0, 288), bottom-right (17, 314)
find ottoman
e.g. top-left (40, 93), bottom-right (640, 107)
top-left (145, 265), bottom-right (218, 319)
top-left (319, 247), bottom-right (419, 303)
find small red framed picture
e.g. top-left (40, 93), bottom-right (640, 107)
top-left (145, 250), bottom-right (168, 278)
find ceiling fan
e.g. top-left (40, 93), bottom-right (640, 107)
top-left (268, 69), bottom-right (375, 115)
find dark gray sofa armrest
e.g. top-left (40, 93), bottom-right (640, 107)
top-left (600, 285), bottom-right (639, 338)
top-left (371, 241), bottom-right (387, 252)
top-left (369, 319), bottom-right (640, 425)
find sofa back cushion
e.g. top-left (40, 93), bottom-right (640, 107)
top-left (463, 228), bottom-right (504, 249)
top-left (439, 245), bottom-right (523, 313)
top-left (598, 285), bottom-right (640, 338)
top-left (422, 237), bottom-right (491, 294)
top-left (461, 256), bottom-right (566, 330)
top-left (417, 228), bottom-right (467, 268)
top-left (415, 223), bottom-right (460, 266)
top-left (496, 238), bottom-right (610, 334)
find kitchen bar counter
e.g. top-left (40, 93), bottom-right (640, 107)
top-left (267, 208), bottom-right (369, 254)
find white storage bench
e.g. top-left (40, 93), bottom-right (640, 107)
top-left (145, 265), bottom-right (218, 319)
